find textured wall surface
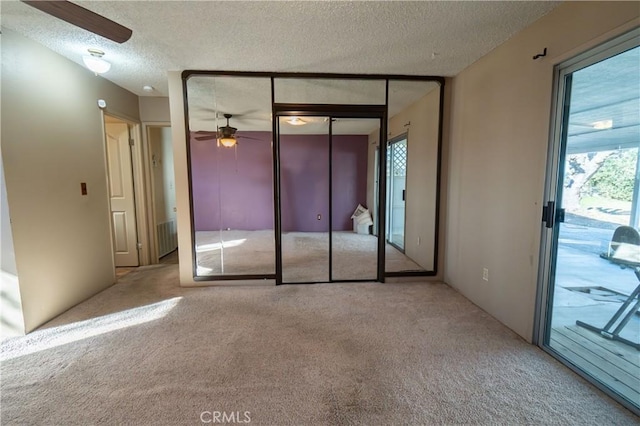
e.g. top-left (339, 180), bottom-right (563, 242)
top-left (191, 132), bottom-right (368, 232)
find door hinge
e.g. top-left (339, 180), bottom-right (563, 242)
top-left (129, 138), bottom-right (135, 147)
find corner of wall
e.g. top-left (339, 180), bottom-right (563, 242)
top-left (167, 71), bottom-right (195, 286)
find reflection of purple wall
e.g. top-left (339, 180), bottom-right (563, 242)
top-left (191, 131), bottom-right (368, 232)
top-left (191, 131), bottom-right (274, 231)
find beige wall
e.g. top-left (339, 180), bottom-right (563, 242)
top-left (139, 97), bottom-right (171, 123)
top-left (149, 127), bottom-right (176, 225)
top-left (445, 2), bottom-right (640, 341)
top-left (1, 30), bottom-right (140, 332)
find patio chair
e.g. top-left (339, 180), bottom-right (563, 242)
top-left (600, 225), bottom-right (640, 266)
top-left (581, 224), bottom-right (640, 350)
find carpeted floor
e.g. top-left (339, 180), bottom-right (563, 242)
top-left (1, 264), bottom-right (637, 425)
top-left (195, 230), bottom-right (423, 281)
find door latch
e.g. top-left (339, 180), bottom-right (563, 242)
top-left (542, 201), bottom-right (554, 228)
top-left (542, 201), bottom-right (565, 228)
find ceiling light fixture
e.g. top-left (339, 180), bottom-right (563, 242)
top-left (142, 85), bottom-right (154, 92)
top-left (219, 136), bottom-right (237, 148)
top-left (592, 119), bottom-right (613, 130)
top-left (82, 48), bottom-right (111, 75)
top-left (286, 117), bottom-right (307, 126)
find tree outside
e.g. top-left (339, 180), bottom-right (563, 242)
top-left (563, 148), bottom-right (637, 227)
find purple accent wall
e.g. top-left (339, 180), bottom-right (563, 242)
top-left (191, 131), bottom-right (274, 231)
top-left (191, 131), bottom-right (368, 232)
top-left (280, 134), bottom-right (330, 232)
top-left (330, 135), bottom-right (369, 231)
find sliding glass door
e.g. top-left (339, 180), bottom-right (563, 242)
top-left (538, 30), bottom-right (640, 413)
top-left (276, 110), bottom-right (382, 284)
top-left (386, 137), bottom-right (407, 251)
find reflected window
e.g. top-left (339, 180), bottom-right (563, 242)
top-left (385, 80), bottom-right (441, 272)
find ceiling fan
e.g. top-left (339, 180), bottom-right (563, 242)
top-left (21, 1), bottom-right (132, 43)
top-left (194, 114), bottom-right (262, 147)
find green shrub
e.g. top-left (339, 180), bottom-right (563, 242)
top-left (585, 149), bottom-right (637, 202)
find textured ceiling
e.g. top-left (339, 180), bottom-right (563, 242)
top-left (1, 1), bottom-right (561, 98)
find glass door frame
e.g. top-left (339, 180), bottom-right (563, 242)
top-left (272, 103), bottom-right (388, 284)
top-left (534, 28), bottom-right (640, 415)
top-left (386, 134), bottom-right (408, 253)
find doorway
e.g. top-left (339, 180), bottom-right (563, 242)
top-left (146, 125), bottom-right (178, 263)
top-left (104, 115), bottom-right (139, 268)
top-left (537, 30), bottom-right (639, 413)
top-left (275, 108), bottom-right (385, 284)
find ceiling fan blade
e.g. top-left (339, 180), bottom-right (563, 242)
top-left (237, 135), bottom-right (263, 141)
top-left (21, 1), bottom-right (133, 43)
top-left (195, 135), bottom-right (217, 141)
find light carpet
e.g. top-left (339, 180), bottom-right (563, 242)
top-left (196, 230), bottom-right (423, 281)
top-left (1, 264), bottom-right (637, 425)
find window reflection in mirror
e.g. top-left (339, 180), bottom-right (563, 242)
top-left (383, 80), bottom-right (441, 273)
top-left (186, 76), bottom-right (274, 277)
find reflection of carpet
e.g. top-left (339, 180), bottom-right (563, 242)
top-left (195, 230), bottom-right (422, 281)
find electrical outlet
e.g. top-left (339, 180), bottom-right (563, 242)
top-left (317, 214), bottom-right (321, 220)
top-left (417, 236), bottom-right (421, 245)
top-left (482, 268), bottom-right (489, 282)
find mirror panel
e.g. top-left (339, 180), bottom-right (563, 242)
top-left (274, 78), bottom-right (386, 105)
top-left (331, 118), bottom-right (380, 281)
top-left (184, 73), bottom-right (442, 280)
top-left (279, 116), bottom-right (331, 283)
top-left (384, 80), bottom-right (441, 272)
top-left (186, 76), bottom-right (275, 277)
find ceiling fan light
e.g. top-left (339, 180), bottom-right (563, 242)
top-left (286, 117), bottom-right (307, 126)
top-left (82, 52), bottom-right (111, 74)
top-left (219, 136), bottom-right (237, 148)
top-left (591, 119), bottom-right (613, 130)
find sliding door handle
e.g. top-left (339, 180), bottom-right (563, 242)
top-left (542, 201), bottom-right (555, 228)
top-left (542, 202), bottom-right (565, 228)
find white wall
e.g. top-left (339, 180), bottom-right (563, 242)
top-left (445, 2), bottom-right (640, 341)
top-left (1, 30), bottom-right (140, 332)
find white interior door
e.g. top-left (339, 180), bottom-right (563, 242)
top-left (106, 122), bottom-right (139, 267)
